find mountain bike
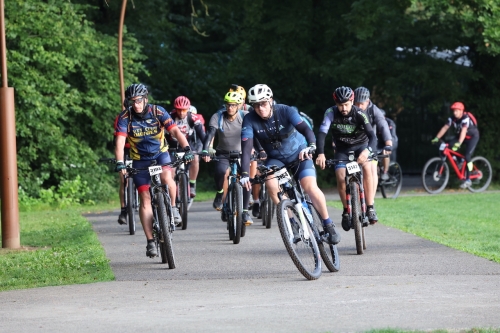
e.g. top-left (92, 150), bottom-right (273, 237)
top-left (376, 155), bottom-right (403, 199)
top-left (253, 160), bottom-right (340, 280)
top-left (326, 152), bottom-right (371, 255)
top-left (99, 157), bottom-right (138, 235)
top-left (126, 156), bottom-right (190, 268)
top-left (422, 141), bottom-right (492, 194)
top-left (171, 150), bottom-right (191, 230)
top-left (213, 151), bottom-right (246, 244)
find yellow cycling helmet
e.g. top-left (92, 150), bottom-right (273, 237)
top-left (224, 91), bottom-right (243, 104)
top-left (229, 84), bottom-right (246, 100)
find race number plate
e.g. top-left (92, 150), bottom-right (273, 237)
top-left (275, 168), bottom-right (291, 185)
top-left (439, 143), bottom-right (446, 151)
top-left (125, 160), bottom-right (133, 167)
top-left (148, 165), bottom-right (163, 176)
top-left (177, 152), bottom-right (185, 158)
top-left (346, 161), bottom-right (361, 175)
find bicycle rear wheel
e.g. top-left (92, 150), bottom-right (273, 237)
top-left (468, 156), bottom-right (492, 193)
top-left (422, 157), bottom-right (449, 194)
top-left (350, 182), bottom-right (364, 255)
top-left (126, 177), bottom-right (136, 235)
top-left (277, 199), bottom-right (322, 280)
top-left (231, 183), bottom-right (243, 244)
top-left (380, 162), bottom-right (403, 199)
top-left (177, 172), bottom-right (189, 230)
top-left (309, 202), bottom-right (340, 272)
top-left (156, 192), bottom-right (175, 268)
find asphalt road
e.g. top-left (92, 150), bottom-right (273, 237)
top-left (1, 180), bottom-right (499, 333)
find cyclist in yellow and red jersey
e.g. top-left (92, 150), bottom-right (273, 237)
top-left (166, 96), bottom-right (206, 198)
top-left (431, 101), bottom-right (480, 188)
top-left (115, 83), bottom-right (194, 258)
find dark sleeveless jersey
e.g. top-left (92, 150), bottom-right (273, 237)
top-left (446, 113), bottom-right (479, 139)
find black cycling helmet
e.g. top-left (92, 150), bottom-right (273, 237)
top-left (125, 83), bottom-right (148, 100)
top-left (333, 86), bottom-right (355, 104)
top-left (354, 87), bottom-right (370, 104)
top-left (125, 83), bottom-right (149, 116)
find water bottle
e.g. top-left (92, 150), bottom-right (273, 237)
top-left (301, 201), bottom-right (313, 222)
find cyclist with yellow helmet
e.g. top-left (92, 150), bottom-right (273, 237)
top-left (201, 91), bottom-right (254, 226)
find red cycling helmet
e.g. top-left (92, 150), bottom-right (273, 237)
top-left (174, 96), bottom-right (191, 110)
top-left (450, 102), bottom-right (465, 111)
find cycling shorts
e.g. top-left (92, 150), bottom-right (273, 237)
top-left (265, 158), bottom-right (316, 181)
top-left (334, 143), bottom-right (370, 170)
top-left (132, 151), bottom-right (172, 193)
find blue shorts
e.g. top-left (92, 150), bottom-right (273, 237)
top-left (334, 143), bottom-right (370, 170)
top-left (265, 158), bottom-right (316, 181)
top-left (132, 152), bottom-right (172, 193)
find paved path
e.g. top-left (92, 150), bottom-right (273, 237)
top-left (1, 179), bottom-right (499, 332)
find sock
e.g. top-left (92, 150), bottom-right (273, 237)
top-left (217, 189), bottom-right (224, 194)
top-left (367, 205), bottom-right (374, 210)
top-left (343, 207), bottom-right (348, 214)
top-left (121, 207), bottom-right (127, 213)
top-left (322, 217), bottom-right (333, 227)
top-left (190, 180), bottom-right (196, 185)
top-left (253, 199), bottom-right (260, 204)
top-left (147, 239), bottom-right (154, 243)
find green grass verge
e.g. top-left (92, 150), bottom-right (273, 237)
top-left (328, 192), bottom-right (500, 264)
top-left (0, 205), bottom-right (115, 292)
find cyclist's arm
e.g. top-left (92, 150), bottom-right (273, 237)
top-left (203, 126), bottom-right (216, 151)
top-left (241, 137), bottom-right (253, 176)
top-left (458, 126), bottom-right (467, 145)
top-left (170, 126), bottom-right (190, 149)
top-left (295, 121), bottom-right (316, 146)
top-left (194, 122), bottom-right (206, 144)
top-left (115, 135), bottom-right (126, 162)
top-left (435, 124), bottom-right (450, 140)
top-left (373, 107), bottom-right (392, 144)
top-left (315, 131), bottom-right (327, 169)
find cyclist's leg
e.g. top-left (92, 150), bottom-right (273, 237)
top-left (369, 160), bottom-right (378, 200)
top-left (188, 141), bottom-right (201, 193)
top-left (296, 159), bottom-right (340, 245)
top-left (264, 158), bottom-right (285, 205)
top-left (157, 152), bottom-right (176, 206)
top-left (132, 160), bottom-right (155, 241)
top-left (464, 135), bottom-right (479, 180)
top-left (213, 156), bottom-right (230, 209)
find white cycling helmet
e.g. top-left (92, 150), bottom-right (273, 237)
top-left (248, 84), bottom-right (273, 103)
top-left (189, 105), bottom-right (197, 114)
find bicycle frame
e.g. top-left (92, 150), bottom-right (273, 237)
top-left (439, 142), bottom-right (468, 180)
top-left (223, 151), bottom-right (242, 221)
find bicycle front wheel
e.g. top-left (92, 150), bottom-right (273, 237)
top-left (468, 156), bottom-right (492, 193)
top-left (309, 202), bottom-right (340, 272)
top-left (126, 177), bottom-right (136, 235)
top-left (380, 162), bottom-right (403, 199)
top-left (422, 157), bottom-right (449, 194)
top-left (350, 182), bottom-right (364, 255)
top-left (277, 199), bottom-right (322, 280)
top-left (156, 192), bottom-right (175, 268)
top-left (228, 183), bottom-right (243, 244)
top-left (177, 172), bottom-right (189, 230)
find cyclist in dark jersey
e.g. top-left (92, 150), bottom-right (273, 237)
top-left (115, 83), bottom-right (194, 258)
top-left (114, 112), bottom-right (132, 225)
top-left (431, 101), bottom-right (479, 188)
top-left (240, 84), bottom-right (340, 245)
top-left (166, 96), bottom-right (206, 198)
top-left (315, 86), bottom-right (378, 231)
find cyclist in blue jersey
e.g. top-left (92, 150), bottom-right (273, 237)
top-left (315, 86), bottom-right (378, 231)
top-left (115, 83), bottom-right (194, 258)
top-left (240, 84), bottom-right (340, 245)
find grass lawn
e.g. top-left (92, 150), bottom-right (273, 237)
top-left (328, 192), bottom-right (500, 264)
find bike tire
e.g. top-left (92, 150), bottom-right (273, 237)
top-left (126, 177), bottom-right (136, 235)
top-left (362, 224), bottom-right (367, 250)
top-left (276, 199), bottom-right (322, 280)
top-left (309, 202), bottom-right (340, 272)
top-left (468, 156), bottom-right (492, 193)
top-left (422, 157), bottom-right (449, 194)
top-left (261, 200), bottom-right (268, 226)
top-left (227, 185), bottom-right (235, 241)
top-left (350, 182), bottom-right (364, 255)
top-left (232, 183), bottom-right (243, 244)
top-left (380, 162), bottom-right (403, 199)
top-left (178, 173), bottom-right (189, 230)
top-left (156, 192), bottom-right (175, 268)
top-left (265, 196), bottom-right (273, 229)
